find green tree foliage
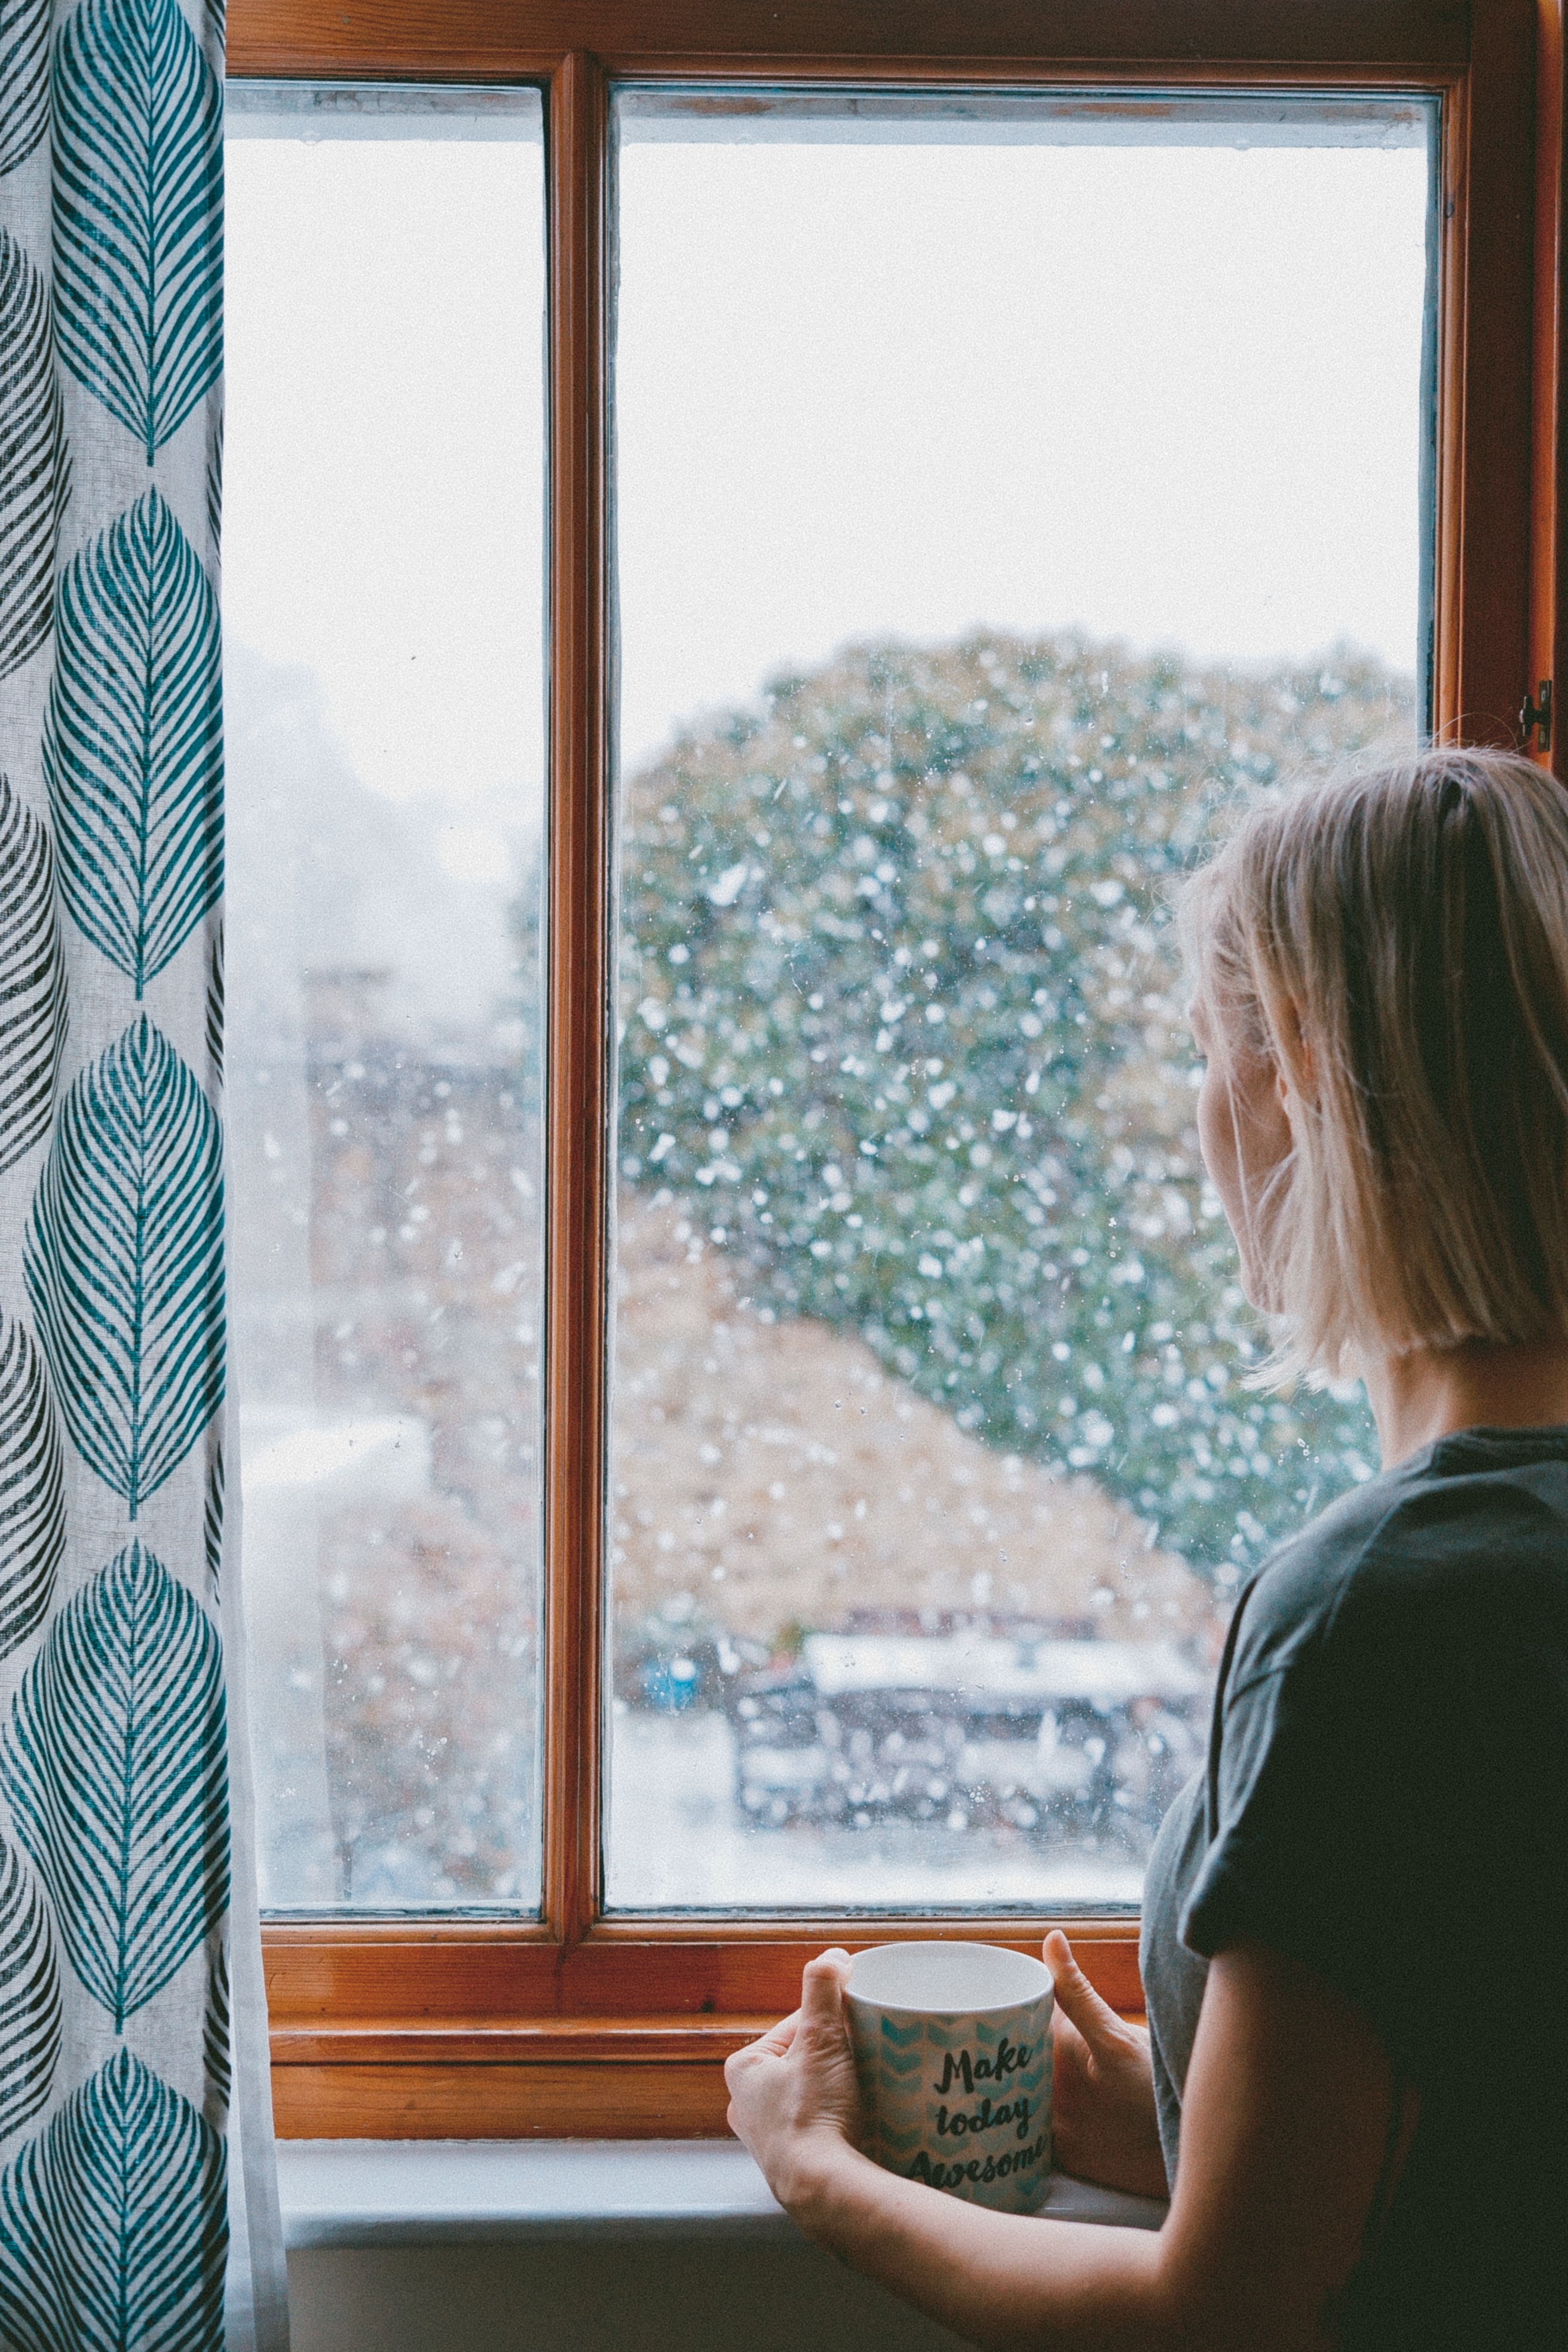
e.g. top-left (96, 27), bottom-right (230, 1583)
top-left (613, 633), bottom-right (1410, 1590)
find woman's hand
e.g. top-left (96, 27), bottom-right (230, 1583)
top-left (724, 1948), bottom-right (867, 2215)
top-left (1045, 1931), bottom-right (1170, 2201)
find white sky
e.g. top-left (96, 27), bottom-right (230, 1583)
top-left (224, 116), bottom-right (545, 890)
top-left (224, 105), bottom-right (1431, 873)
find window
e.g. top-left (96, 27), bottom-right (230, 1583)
top-left (226, 84), bottom-right (547, 1913)
top-left (231, 0), bottom-right (1553, 2137)
top-left (606, 87), bottom-right (1429, 1912)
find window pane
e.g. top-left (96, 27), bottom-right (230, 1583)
top-left (607, 91), bottom-right (1433, 1909)
top-left (225, 87), bottom-right (546, 1910)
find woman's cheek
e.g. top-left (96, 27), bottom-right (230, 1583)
top-left (1195, 1068), bottom-right (1240, 1218)
top-left (1195, 1068), bottom-right (1269, 1306)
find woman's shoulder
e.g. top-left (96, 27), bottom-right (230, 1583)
top-left (1232, 1428), bottom-right (1568, 1694)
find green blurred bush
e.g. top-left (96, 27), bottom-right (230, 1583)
top-left (604, 630), bottom-right (1409, 1590)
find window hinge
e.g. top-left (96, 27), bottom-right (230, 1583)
top-left (1521, 678), bottom-right (1553, 752)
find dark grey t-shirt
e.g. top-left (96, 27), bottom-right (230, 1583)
top-left (1140, 1427), bottom-right (1568, 2351)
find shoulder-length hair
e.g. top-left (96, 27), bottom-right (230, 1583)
top-left (1180, 746), bottom-right (1568, 1380)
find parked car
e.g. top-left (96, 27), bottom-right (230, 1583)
top-left (725, 1628), bottom-right (1209, 1851)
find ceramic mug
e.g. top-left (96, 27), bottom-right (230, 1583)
top-left (844, 1941), bottom-right (1054, 2214)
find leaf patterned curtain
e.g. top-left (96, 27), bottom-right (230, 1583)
top-left (0, 0), bottom-right (287, 2342)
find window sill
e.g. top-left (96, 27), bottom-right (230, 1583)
top-left (277, 2140), bottom-right (1168, 2249)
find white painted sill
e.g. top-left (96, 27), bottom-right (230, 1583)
top-left (277, 2141), bottom-right (1168, 2250)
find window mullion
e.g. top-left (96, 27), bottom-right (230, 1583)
top-left (1439, 0), bottom-right (1535, 741)
top-left (543, 46), bottom-right (614, 1950)
top-left (1531, 0), bottom-right (1568, 777)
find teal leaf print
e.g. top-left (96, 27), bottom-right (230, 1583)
top-left (203, 1443), bottom-right (221, 1604)
top-left (204, 924), bottom-right (223, 1091)
top-left (0, 1831), bottom-right (60, 2145)
top-left (204, 406), bottom-right (220, 574)
top-left (1, 1541), bottom-right (229, 2030)
top-left (0, 2047), bottom-right (226, 2351)
top-left (45, 488), bottom-right (223, 999)
top-left (0, 1316), bottom-right (64, 1663)
top-left (0, 777), bottom-right (67, 1178)
top-left (0, 0), bottom-right (50, 176)
top-left (52, 0), bottom-right (222, 464)
top-left (201, 1938), bottom-right (228, 2126)
top-left (24, 1016), bottom-right (225, 1517)
top-left (0, 230), bottom-right (71, 683)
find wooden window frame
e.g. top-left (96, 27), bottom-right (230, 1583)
top-left (229, 0), bottom-right (1562, 2139)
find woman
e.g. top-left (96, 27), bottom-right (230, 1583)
top-left (726, 747), bottom-right (1568, 2351)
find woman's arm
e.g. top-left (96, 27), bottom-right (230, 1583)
top-left (726, 1941), bottom-right (1410, 2352)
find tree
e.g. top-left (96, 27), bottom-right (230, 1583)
top-left (612, 630), bottom-right (1407, 1588)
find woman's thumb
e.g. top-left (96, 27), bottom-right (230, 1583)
top-left (1044, 1931), bottom-right (1121, 2045)
top-left (800, 1947), bottom-right (852, 2035)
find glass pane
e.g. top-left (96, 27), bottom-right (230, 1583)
top-left (607, 90), bottom-right (1433, 1909)
top-left (225, 87), bottom-right (546, 1909)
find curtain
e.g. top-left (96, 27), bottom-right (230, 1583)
top-left (0, 0), bottom-right (288, 2342)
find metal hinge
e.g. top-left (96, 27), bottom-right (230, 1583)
top-left (1521, 678), bottom-right (1553, 752)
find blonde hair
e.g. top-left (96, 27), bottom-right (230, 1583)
top-left (1180, 746), bottom-right (1568, 1379)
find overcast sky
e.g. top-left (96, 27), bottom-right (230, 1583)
top-left (224, 98), bottom-right (1430, 893)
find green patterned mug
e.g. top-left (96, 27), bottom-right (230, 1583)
top-left (844, 1942), bottom-right (1054, 2215)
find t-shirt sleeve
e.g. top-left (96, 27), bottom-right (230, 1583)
top-left (1178, 1488), bottom-right (1551, 2050)
top-left (1179, 1643), bottom-right (1391, 2012)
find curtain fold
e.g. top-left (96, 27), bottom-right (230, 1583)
top-left (0, 0), bottom-right (288, 2341)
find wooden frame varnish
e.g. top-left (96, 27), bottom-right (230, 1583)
top-left (229, 0), bottom-right (1552, 2137)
